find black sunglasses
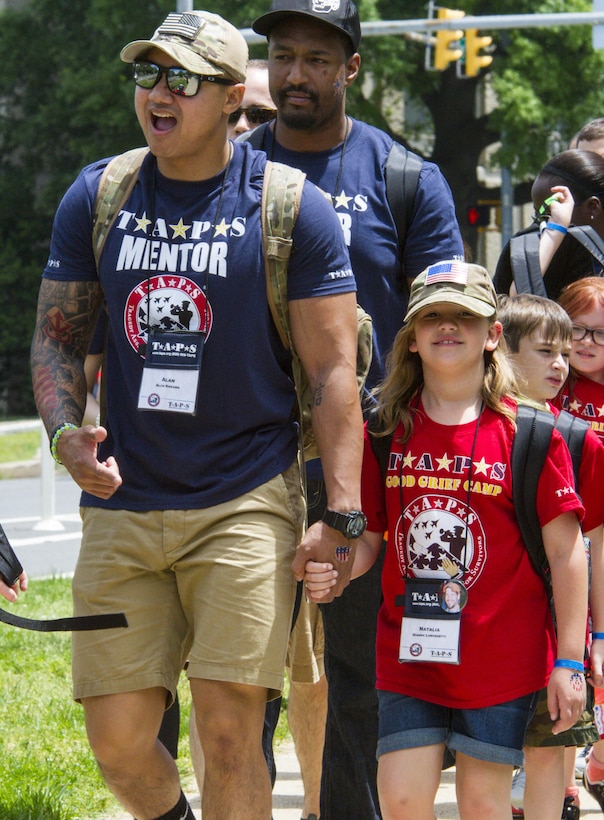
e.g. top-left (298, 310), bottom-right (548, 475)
top-left (228, 106), bottom-right (277, 125)
top-left (132, 61), bottom-right (234, 97)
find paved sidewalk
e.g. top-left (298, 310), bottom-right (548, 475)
top-left (109, 740), bottom-right (604, 818)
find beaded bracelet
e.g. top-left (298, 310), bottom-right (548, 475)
top-left (50, 423), bottom-right (79, 465)
top-left (553, 659), bottom-right (584, 672)
top-left (544, 222), bottom-right (568, 235)
top-left (593, 633), bottom-right (604, 640)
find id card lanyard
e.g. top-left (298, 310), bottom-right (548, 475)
top-left (398, 401), bottom-right (483, 665)
top-left (137, 148), bottom-right (232, 415)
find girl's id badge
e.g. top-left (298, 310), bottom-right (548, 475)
top-left (138, 330), bottom-right (205, 415)
top-left (399, 578), bottom-right (467, 665)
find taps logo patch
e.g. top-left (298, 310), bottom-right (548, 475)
top-left (124, 275), bottom-right (212, 357)
top-left (395, 494), bottom-right (486, 589)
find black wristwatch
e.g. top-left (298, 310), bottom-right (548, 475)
top-left (322, 509), bottom-right (367, 539)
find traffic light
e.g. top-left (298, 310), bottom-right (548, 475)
top-left (467, 204), bottom-right (490, 227)
top-left (464, 29), bottom-right (493, 77)
top-left (434, 8), bottom-right (465, 71)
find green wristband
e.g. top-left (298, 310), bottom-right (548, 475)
top-left (50, 423), bottom-right (79, 465)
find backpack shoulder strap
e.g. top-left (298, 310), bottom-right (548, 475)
top-left (92, 147), bottom-right (149, 267)
top-left (385, 141), bottom-right (423, 264)
top-left (512, 404), bottom-right (555, 582)
top-left (568, 225), bottom-right (604, 271)
top-left (554, 410), bottom-right (589, 488)
top-left (261, 160), bottom-right (306, 350)
top-left (366, 407), bottom-right (393, 480)
top-left (510, 231), bottom-right (547, 296)
top-left (236, 123), bottom-right (269, 149)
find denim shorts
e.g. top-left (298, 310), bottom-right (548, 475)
top-left (377, 689), bottom-right (539, 767)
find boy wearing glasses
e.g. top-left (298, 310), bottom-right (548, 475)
top-left (30, 10), bottom-right (364, 820)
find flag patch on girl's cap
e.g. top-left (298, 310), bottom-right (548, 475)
top-left (425, 261), bottom-right (470, 286)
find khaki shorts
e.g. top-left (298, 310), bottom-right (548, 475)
top-left (286, 596), bottom-right (325, 683)
top-left (72, 463), bottom-right (304, 705)
top-left (524, 684), bottom-right (598, 747)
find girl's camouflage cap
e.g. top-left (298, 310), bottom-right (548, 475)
top-left (405, 261), bottom-right (497, 323)
top-left (120, 11), bottom-right (248, 83)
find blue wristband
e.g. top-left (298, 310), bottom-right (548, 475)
top-left (553, 659), bottom-right (584, 672)
top-left (593, 633), bottom-right (604, 640)
top-left (545, 221), bottom-right (568, 235)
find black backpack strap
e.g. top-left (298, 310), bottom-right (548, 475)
top-left (553, 410), bottom-right (589, 489)
top-left (510, 232), bottom-right (547, 296)
top-left (568, 225), bottom-right (604, 272)
top-left (512, 405), bottom-right (555, 589)
top-left (0, 607), bottom-right (128, 633)
top-left (0, 523), bottom-right (128, 633)
top-left (367, 408), bottom-right (393, 480)
top-left (385, 142), bottom-right (423, 285)
top-left (236, 122), bottom-right (269, 150)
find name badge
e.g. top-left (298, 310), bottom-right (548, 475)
top-left (138, 330), bottom-right (204, 415)
top-left (399, 578), bottom-right (466, 665)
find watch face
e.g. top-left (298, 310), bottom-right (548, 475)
top-left (347, 513), bottom-right (367, 538)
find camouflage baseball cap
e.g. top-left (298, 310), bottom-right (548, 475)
top-left (405, 261), bottom-right (497, 323)
top-left (120, 11), bottom-right (248, 83)
top-left (253, 0), bottom-right (361, 52)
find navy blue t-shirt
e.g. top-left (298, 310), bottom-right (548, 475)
top-left (250, 119), bottom-right (464, 386)
top-left (43, 142), bottom-right (355, 510)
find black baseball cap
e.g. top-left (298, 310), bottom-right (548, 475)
top-left (253, 0), bottom-right (361, 52)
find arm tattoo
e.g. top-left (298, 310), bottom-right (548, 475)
top-left (313, 381), bottom-right (324, 407)
top-left (31, 279), bottom-right (103, 434)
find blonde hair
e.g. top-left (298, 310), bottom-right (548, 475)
top-left (372, 314), bottom-right (519, 440)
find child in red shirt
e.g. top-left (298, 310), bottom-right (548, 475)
top-left (303, 262), bottom-right (588, 820)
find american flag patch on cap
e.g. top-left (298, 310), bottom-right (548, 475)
top-left (425, 261), bottom-right (470, 286)
top-left (158, 12), bottom-right (204, 41)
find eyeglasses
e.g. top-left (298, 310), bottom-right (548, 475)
top-left (571, 324), bottom-right (604, 346)
top-left (228, 106), bottom-right (277, 125)
top-left (132, 61), bottom-right (234, 97)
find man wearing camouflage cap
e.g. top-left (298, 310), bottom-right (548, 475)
top-left (30, 10), bottom-right (364, 820)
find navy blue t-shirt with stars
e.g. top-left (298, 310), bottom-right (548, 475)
top-left (256, 118), bottom-right (464, 387)
top-left (43, 141), bottom-right (355, 510)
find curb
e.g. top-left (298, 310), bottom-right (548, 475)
top-left (0, 459), bottom-right (41, 479)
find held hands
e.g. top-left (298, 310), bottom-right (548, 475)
top-left (0, 571), bottom-right (27, 603)
top-left (56, 425), bottom-right (122, 500)
top-left (547, 666), bottom-right (586, 735)
top-left (302, 559), bottom-right (338, 603)
top-left (292, 520), bottom-right (356, 602)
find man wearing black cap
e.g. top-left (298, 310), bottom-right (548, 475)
top-left (249, 2), bottom-right (464, 817)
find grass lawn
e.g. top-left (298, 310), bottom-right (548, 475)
top-left (0, 430), bottom-right (40, 464)
top-left (0, 577), bottom-right (291, 819)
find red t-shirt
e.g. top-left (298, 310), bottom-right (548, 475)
top-left (548, 402), bottom-right (604, 533)
top-left (556, 374), bottom-right (604, 444)
top-left (362, 401), bottom-right (584, 709)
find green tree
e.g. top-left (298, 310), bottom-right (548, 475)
top-left (0, 0), bottom-right (173, 415)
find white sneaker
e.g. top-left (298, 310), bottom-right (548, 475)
top-left (575, 743), bottom-right (592, 779)
top-left (511, 767), bottom-right (526, 811)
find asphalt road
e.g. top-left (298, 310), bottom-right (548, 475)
top-left (0, 473), bottom-right (82, 578)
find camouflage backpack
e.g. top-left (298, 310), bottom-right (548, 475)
top-left (92, 149), bottom-right (372, 463)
